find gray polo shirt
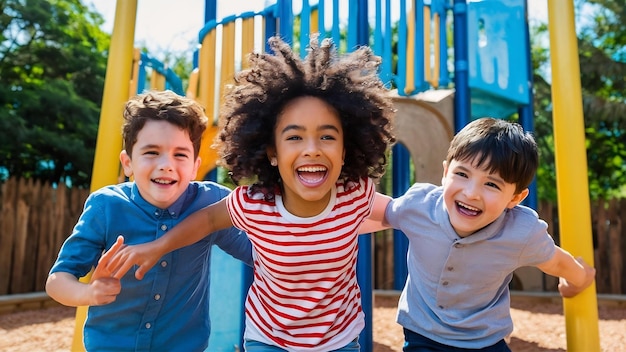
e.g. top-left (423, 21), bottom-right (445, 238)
top-left (386, 183), bottom-right (555, 349)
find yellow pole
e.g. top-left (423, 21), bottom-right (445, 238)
top-left (221, 21), bottom-right (236, 89)
top-left (310, 9), bottom-right (319, 34)
top-left (431, 12), bottom-right (440, 88)
top-left (196, 30), bottom-right (218, 180)
top-left (241, 17), bottom-right (255, 69)
top-left (71, 0), bottom-right (138, 351)
top-left (186, 68), bottom-right (200, 99)
top-left (129, 48), bottom-right (141, 99)
top-left (547, 1), bottom-right (600, 351)
top-left (90, 0), bottom-right (137, 191)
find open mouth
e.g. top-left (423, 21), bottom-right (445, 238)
top-left (456, 201), bottom-right (481, 216)
top-left (297, 166), bottom-right (328, 186)
top-left (152, 178), bottom-right (177, 185)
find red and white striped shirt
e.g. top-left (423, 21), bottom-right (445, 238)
top-left (227, 177), bottom-right (375, 351)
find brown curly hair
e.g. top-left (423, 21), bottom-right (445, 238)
top-left (215, 35), bottom-right (396, 191)
top-left (122, 90), bottom-right (207, 158)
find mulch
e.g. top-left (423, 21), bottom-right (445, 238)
top-left (0, 294), bottom-right (624, 352)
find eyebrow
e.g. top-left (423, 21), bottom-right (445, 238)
top-left (280, 124), bottom-right (341, 134)
top-left (137, 144), bottom-right (193, 153)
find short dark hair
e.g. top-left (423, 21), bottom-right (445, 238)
top-left (216, 35), bottom-right (396, 190)
top-left (446, 117), bottom-right (538, 193)
top-left (122, 90), bottom-right (208, 158)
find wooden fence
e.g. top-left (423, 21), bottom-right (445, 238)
top-left (0, 177), bottom-right (89, 295)
top-left (1, 177), bottom-right (624, 295)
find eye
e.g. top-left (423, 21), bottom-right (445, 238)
top-left (454, 171), bottom-right (468, 178)
top-left (321, 134), bottom-right (337, 141)
top-left (285, 135), bottom-right (302, 141)
top-left (175, 153), bottom-right (190, 159)
top-left (143, 150), bottom-right (158, 156)
top-left (485, 182), bottom-right (501, 190)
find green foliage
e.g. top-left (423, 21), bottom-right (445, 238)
top-left (0, 0), bottom-right (109, 187)
top-left (530, 0), bottom-right (626, 202)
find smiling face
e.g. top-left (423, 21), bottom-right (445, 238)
top-left (268, 96), bottom-right (345, 217)
top-left (120, 120), bottom-right (200, 209)
top-left (441, 157), bottom-right (528, 237)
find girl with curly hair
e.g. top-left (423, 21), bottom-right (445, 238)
top-left (106, 35), bottom-right (396, 351)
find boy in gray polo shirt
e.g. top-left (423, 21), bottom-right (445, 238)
top-left (363, 117), bottom-right (595, 351)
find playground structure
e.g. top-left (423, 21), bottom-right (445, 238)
top-left (81, 0), bottom-right (600, 351)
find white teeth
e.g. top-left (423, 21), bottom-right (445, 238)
top-left (153, 179), bottom-right (173, 184)
top-left (297, 166), bottom-right (327, 172)
top-left (457, 201), bottom-right (479, 211)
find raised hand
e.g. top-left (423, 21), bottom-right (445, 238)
top-left (91, 235), bottom-right (125, 281)
top-left (558, 257), bottom-right (596, 298)
top-left (81, 236), bottom-right (126, 306)
top-left (106, 241), bottom-right (164, 280)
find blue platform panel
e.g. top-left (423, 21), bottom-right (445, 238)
top-left (467, 0), bottom-right (530, 119)
top-left (207, 246), bottom-right (249, 352)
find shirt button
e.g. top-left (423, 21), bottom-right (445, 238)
top-left (442, 281), bottom-right (449, 286)
top-left (447, 266), bottom-right (454, 271)
top-left (154, 294), bottom-right (161, 301)
top-left (160, 261), bottom-right (167, 268)
top-left (145, 322), bottom-right (151, 329)
top-left (438, 305), bottom-right (444, 309)
top-left (160, 224), bottom-right (168, 231)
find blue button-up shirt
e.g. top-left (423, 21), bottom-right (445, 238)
top-left (49, 181), bottom-right (252, 352)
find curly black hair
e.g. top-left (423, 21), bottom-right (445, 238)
top-left (215, 35), bottom-right (396, 191)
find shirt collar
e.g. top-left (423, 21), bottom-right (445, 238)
top-left (130, 183), bottom-right (188, 219)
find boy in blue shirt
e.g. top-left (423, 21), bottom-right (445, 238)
top-left (46, 90), bottom-right (252, 351)
top-left (363, 117), bottom-right (596, 351)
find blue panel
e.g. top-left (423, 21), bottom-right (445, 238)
top-left (392, 143), bottom-right (410, 289)
top-left (207, 246), bottom-right (247, 352)
top-left (467, 0), bottom-right (530, 118)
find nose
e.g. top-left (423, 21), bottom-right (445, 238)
top-left (158, 155), bottom-right (174, 171)
top-left (303, 139), bottom-right (321, 157)
top-left (463, 180), bottom-right (481, 200)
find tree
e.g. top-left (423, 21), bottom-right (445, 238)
top-left (530, 0), bottom-right (626, 201)
top-left (577, 0), bottom-right (626, 200)
top-left (0, 0), bottom-right (110, 187)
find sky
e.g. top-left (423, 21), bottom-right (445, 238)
top-left (85, 0), bottom-right (549, 56)
top-left (84, 0), bottom-right (268, 54)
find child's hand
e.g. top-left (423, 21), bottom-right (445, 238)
top-left (81, 236), bottom-right (125, 306)
top-left (558, 257), bottom-right (596, 298)
top-left (106, 241), bottom-right (163, 280)
top-left (91, 235), bottom-right (125, 281)
top-left (87, 277), bottom-right (121, 306)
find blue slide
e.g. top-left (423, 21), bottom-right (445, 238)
top-left (207, 247), bottom-right (250, 352)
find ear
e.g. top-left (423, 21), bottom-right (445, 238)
top-left (506, 188), bottom-right (529, 209)
top-left (120, 150), bottom-right (133, 177)
top-left (441, 160), bottom-right (448, 185)
top-left (266, 146), bottom-right (277, 165)
top-left (191, 156), bottom-right (201, 180)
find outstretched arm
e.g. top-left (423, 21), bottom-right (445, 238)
top-left (107, 198), bottom-right (232, 280)
top-left (46, 236), bottom-right (125, 307)
top-left (536, 247), bottom-right (596, 298)
top-left (359, 192), bottom-right (392, 234)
